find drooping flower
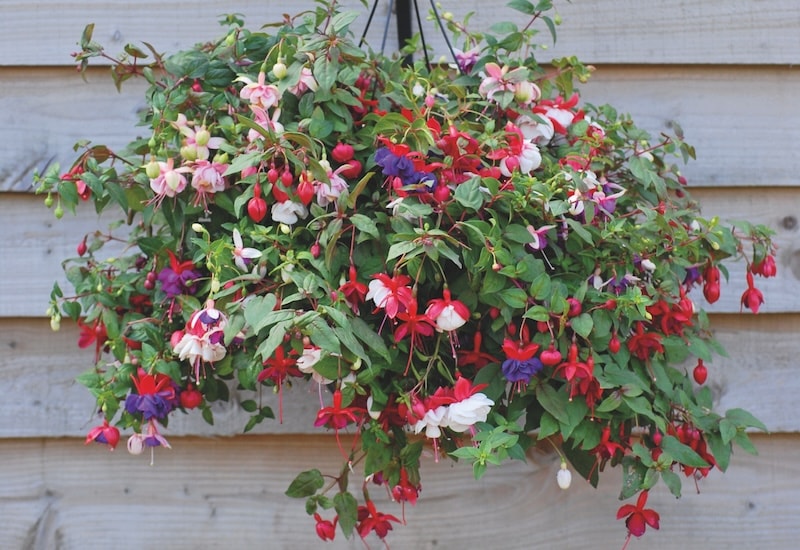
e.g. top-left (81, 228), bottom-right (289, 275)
top-left (626, 322), bottom-right (665, 361)
top-left (456, 332), bottom-right (499, 369)
top-left (258, 345), bottom-right (302, 423)
top-left (149, 157), bottom-right (191, 201)
top-left (357, 500), bottom-right (401, 541)
top-left (271, 200), bottom-right (308, 225)
top-left (752, 254), bottom-right (777, 278)
top-left (77, 318), bottom-right (107, 362)
top-left (314, 160), bottom-right (351, 207)
top-left (236, 71), bottom-right (280, 109)
top-left (526, 224), bottom-right (556, 251)
top-left (446, 391), bottom-right (494, 432)
top-left (478, 62), bottom-right (533, 103)
top-left (85, 420), bottom-right (120, 451)
top-left (314, 389), bottom-right (363, 431)
top-left (741, 272), bottom-right (764, 313)
top-left (501, 338), bottom-right (543, 385)
top-left (425, 289), bottom-right (470, 333)
top-left (190, 159), bottom-right (228, 209)
top-left (487, 122), bottom-right (542, 176)
top-left (172, 300), bottom-right (228, 381)
top-left (124, 368), bottom-right (177, 421)
top-left (232, 228), bottom-right (262, 271)
top-left (157, 250), bottom-right (201, 298)
top-left (366, 273), bottom-right (414, 319)
top-left (391, 468), bottom-right (421, 506)
top-left (617, 490), bottom-right (660, 539)
top-left (313, 513), bottom-right (337, 541)
top-left (338, 265), bottom-right (368, 314)
top-left (173, 114), bottom-right (225, 161)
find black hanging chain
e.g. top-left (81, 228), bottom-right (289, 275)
top-left (358, 0), bottom-right (463, 75)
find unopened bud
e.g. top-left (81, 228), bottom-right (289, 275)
top-left (557, 461), bottom-right (572, 489)
top-left (272, 62), bottom-right (288, 80)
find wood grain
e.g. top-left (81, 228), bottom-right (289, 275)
top-left (0, 433), bottom-right (797, 549)
top-left (3, 66), bottom-right (800, 191)
top-left (1, 313), bottom-right (797, 438)
top-left (1, 188), bottom-right (795, 317)
top-left (2, 0), bottom-right (798, 66)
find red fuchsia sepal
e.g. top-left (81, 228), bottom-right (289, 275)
top-left (85, 420), bottom-right (120, 451)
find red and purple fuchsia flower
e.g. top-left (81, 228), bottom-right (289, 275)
top-left (123, 369), bottom-right (177, 463)
top-left (501, 337), bottom-right (544, 391)
top-left (44, 2), bottom-right (778, 546)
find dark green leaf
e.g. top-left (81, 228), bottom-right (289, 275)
top-left (660, 435), bottom-right (710, 468)
top-left (285, 469), bottom-right (324, 498)
top-left (334, 491), bottom-right (359, 537)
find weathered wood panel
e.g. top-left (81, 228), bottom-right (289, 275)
top-left (3, 0), bottom-right (799, 66)
top-left (3, 65), bottom-right (800, 191)
top-left (2, 188), bottom-right (794, 318)
top-left (0, 433), bottom-right (797, 549)
top-left (1, 313), bottom-right (796, 438)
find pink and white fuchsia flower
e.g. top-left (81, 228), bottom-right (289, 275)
top-left (172, 300), bottom-right (228, 381)
top-left (411, 378), bottom-right (494, 451)
top-left (236, 71), bottom-right (280, 109)
top-left (425, 289), bottom-right (470, 332)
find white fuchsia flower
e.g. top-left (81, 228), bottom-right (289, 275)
top-left (232, 229), bottom-right (261, 271)
top-left (271, 200), bottom-right (308, 225)
top-left (425, 289), bottom-right (470, 332)
top-left (446, 392), bottom-right (494, 432)
top-left (149, 158), bottom-right (191, 199)
top-left (172, 300), bottom-right (228, 381)
top-left (236, 71), bottom-right (280, 109)
top-left (557, 461), bottom-right (572, 490)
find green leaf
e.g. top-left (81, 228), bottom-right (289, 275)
top-left (725, 408), bottom-right (768, 432)
top-left (329, 10), bottom-right (360, 33)
top-left (570, 313), bottom-right (593, 338)
top-left (660, 435), bottom-right (710, 468)
top-left (536, 383), bottom-right (568, 425)
top-left (349, 213), bottom-right (380, 238)
top-left (453, 177), bottom-right (485, 211)
top-left (661, 469), bottom-right (683, 498)
top-left (334, 492), bottom-right (359, 537)
top-left (243, 294), bottom-right (278, 334)
top-left (507, 0), bottom-right (535, 15)
top-left (350, 316), bottom-right (391, 362)
top-left (719, 418), bottom-right (738, 445)
top-left (285, 469), bottom-right (324, 498)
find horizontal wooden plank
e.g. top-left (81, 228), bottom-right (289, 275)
top-left (3, 65), bottom-right (799, 192)
top-left (1, 313), bottom-right (796, 438)
top-left (3, 1), bottom-right (798, 66)
top-left (2, 187), bottom-right (795, 317)
top-left (0, 433), bottom-right (797, 549)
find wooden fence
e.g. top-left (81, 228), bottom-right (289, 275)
top-left (1, 1), bottom-right (799, 548)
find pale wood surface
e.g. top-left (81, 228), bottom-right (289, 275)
top-left (3, 0), bottom-right (799, 66)
top-left (2, 188), bottom-right (795, 317)
top-left (1, 313), bottom-right (796, 438)
top-left (1, 433), bottom-right (797, 549)
top-left (1, 1), bottom-right (797, 546)
top-left (3, 65), bottom-right (800, 191)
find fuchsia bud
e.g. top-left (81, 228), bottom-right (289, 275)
top-left (338, 159), bottom-right (362, 179)
top-left (752, 255), bottom-right (777, 278)
top-left (540, 344), bottom-right (562, 367)
top-left (693, 359), bottom-right (708, 384)
top-left (247, 197), bottom-right (267, 222)
top-left (77, 238), bottom-right (88, 257)
top-left (297, 176), bottom-right (315, 205)
top-left (180, 385), bottom-right (203, 409)
top-left (331, 142), bottom-right (354, 163)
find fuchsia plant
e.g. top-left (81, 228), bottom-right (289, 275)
top-left (38, 0), bottom-right (775, 546)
